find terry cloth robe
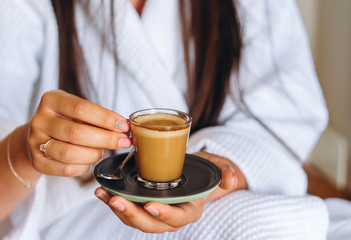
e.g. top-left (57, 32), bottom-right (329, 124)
top-left (0, 0), bottom-right (350, 239)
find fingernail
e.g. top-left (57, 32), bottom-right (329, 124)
top-left (118, 138), bottom-right (130, 148)
top-left (145, 205), bottom-right (159, 216)
top-left (110, 199), bottom-right (125, 212)
top-left (231, 175), bottom-right (238, 189)
top-left (115, 121), bottom-right (129, 132)
top-left (102, 149), bottom-right (106, 157)
top-left (118, 138), bottom-right (131, 148)
top-left (116, 121), bottom-right (123, 129)
top-left (96, 193), bottom-right (109, 203)
top-left (224, 166), bottom-right (237, 189)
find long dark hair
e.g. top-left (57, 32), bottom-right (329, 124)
top-left (50, 0), bottom-right (304, 168)
top-left (50, 0), bottom-right (242, 134)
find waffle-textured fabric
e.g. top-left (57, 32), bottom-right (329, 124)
top-left (0, 0), bottom-right (348, 239)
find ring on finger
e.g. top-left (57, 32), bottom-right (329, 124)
top-left (39, 139), bottom-right (53, 158)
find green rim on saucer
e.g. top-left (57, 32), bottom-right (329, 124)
top-left (94, 153), bottom-right (221, 204)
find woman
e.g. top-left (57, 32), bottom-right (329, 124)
top-left (0, 0), bottom-right (331, 239)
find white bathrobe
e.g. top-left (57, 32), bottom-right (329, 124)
top-left (0, 0), bottom-right (350, 239)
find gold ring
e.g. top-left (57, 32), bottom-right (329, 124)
top-left (39, 139), bottom-right (53, 158)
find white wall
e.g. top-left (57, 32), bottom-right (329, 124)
top-left (316, 0), bottom-right (351, 145)
top-left (297, 0), bottom-right (351, 191)
top-left (296, 0), bottom-right (319, 59)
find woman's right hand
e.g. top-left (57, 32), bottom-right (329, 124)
top-left (27, 90), bottom-right (131, 177)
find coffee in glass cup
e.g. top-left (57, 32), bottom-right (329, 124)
top-left (129, 108), bottom-right (192, 190)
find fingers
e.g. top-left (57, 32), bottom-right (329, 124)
top-left (39, 90), bottom-right (129, 132)
top-left (221, 166), bottom-right (237, 190)
top-left (194, 151), bottom-right (231, 169)
top-left (94, 188), bottom-right (184, 233)
top-left (93, 152), bottom-right (243, 233)
top-left (42, 139), bottom-right (103, 164)
top-left (143, 199), bottom-right (205, 228)
top-left (95, 187), bottom-right (113, 203)
top-left (28, 132), bottom-right (107, 176)
top-left (110, 198), bottom-right (178, 233)
top-left (27, 90), bottom-right (133, 178)
top-left (33, 154), bottom-right (91, 177)
top-left (108, 197), bottom-right (177, 233)
top-left (192, 151), bottom-right (242, 202)
top-left (193, 151), bottom-right (238, 190)
top-left (45, 116), bottom-right (131, 149)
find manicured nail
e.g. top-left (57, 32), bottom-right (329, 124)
top-left (110, 199), bottom-right (125, 212)
top-left (118, 138), bottom-right (131, 148)
top-left (96, 193), bottom-right (108, 203)
top-left (224, 166), bottom-right (237, 189)
top-left (145, 205), bottom-right (159, 216)
top-left (116, 121), bottom-right (123, 129)
top-left (231, 175), bottom-right (238, 189)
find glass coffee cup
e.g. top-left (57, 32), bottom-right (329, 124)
top-left (129, 108), bottom-right (192, 190)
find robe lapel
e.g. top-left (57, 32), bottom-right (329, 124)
top-left (113, 0), bottom-right (188, 112)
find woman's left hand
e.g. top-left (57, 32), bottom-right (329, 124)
top-left (94, 152), bottom-right (247, 233)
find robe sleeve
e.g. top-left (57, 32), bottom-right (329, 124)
top-left (0, 1), bottom-right (50, 239)
top-left (0, 0), bottom-right (46, 140)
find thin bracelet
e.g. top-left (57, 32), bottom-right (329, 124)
top-left (7, 132), bottom-right (33, 188)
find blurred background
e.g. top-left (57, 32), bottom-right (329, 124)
top-left (296, 0), bottom-right (351, 198)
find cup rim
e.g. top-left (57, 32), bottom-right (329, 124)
top-left (129, 108), bottom-right (192, 130)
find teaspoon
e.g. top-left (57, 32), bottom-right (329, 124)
top-left (97, 148), bottom-right (135, 180)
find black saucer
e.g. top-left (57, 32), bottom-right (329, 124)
top-left (94, 153), bottom-right (221, 204)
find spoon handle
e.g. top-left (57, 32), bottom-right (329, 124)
top-left (117, 147), bottom-right (135, 173)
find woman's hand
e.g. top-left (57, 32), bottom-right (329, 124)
top-left (27, 90), bottom-right (131, 177)
top-left (95, 151), bottom-right (247, 233)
